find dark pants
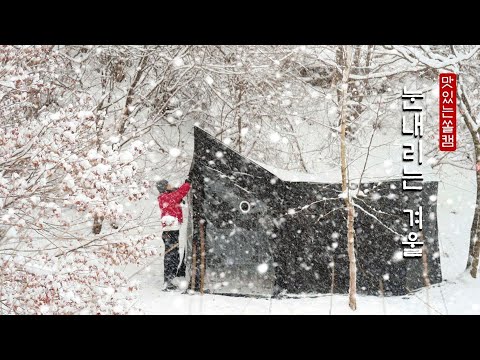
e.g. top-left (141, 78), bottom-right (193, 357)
top-left (163, 230), bottom-right (186, 284)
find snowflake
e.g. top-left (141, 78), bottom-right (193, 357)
top-left (257, 263), bottom-right (269, 274)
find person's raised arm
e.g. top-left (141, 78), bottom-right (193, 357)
top-left (162, 181), bottom-right (191, 204)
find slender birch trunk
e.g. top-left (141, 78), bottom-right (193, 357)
top-left (338, 45), bottom-right (357, 310)
top-left (458, 82), bottom-right (480, 276)
top-left (468, 153), bottom-right (480, 276)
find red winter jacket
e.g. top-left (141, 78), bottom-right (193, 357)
top-left (158, 182), bottom-right (191, 226)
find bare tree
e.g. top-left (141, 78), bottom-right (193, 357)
top-left (337, 45), bottom-right (357, 310)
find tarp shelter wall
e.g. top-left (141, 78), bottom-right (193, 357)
top-left (187, 126), bottom-right (442, 296)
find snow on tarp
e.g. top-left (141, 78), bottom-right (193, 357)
top-left (256, 151), bottom-right (440, 184)
top-left (186, 126), bottom-right (442, 297)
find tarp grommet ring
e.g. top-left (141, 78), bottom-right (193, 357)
top-left (239, 201), bottom-right (251, 213)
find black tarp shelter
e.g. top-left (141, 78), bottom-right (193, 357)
top-left (186, 126), bottom-right (442, 296)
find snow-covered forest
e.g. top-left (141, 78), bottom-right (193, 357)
top-left (2, 45), bottom-right (480, 315)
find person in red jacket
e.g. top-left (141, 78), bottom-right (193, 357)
top-left (156, 179), bottom-right (191, 290)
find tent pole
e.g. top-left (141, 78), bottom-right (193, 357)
top-left (190, 240), bottom-right (197, 292)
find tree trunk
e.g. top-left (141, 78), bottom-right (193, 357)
top-left (118, 55), bottom-right (148, 135)
top-left (345, 203), bottom-right (356, 310)
top-left (286, 118), bottom-right (308, 172)
top-left (333, 47), bottom-right (344, 103)
top-left (190, 240), bottom-right (197, 291)
top-left (459, 84), bottom-right (480, 273)
top-left (421, 234), bottom-right (431, 314)
top-left (468, 155), bottom-right (480, 271)
top-left (471, 233), bottom-right (480, 278)
top-left (470, 162), bottom-right (480, 277)
top-left (338, 45), bottom-right (357, 311)
top-left (237, 116), bottom-right (242, 153)
top-left (353, 46), bottom-right (362, 70)
top-left (92, 214), bottom-right (104, 235)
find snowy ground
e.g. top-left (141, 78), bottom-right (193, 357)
top-left (131, 251), bottom-right (480, 314)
